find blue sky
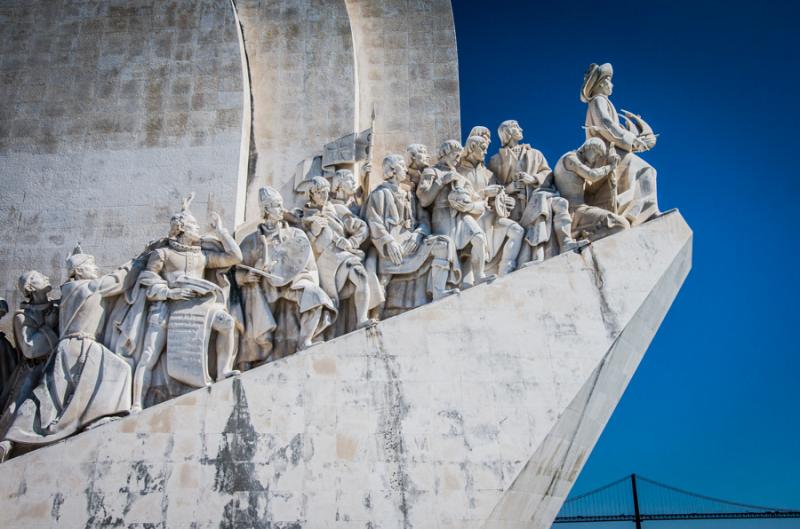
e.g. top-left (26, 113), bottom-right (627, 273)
top-left (452, 0), bottom-right (800, 520)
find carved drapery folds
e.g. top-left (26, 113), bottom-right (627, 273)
top-left (0, 63), bottom-right (662, 461)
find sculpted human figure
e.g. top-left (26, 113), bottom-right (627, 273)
top-left (417, 140), bottom-right (491, 287)
top-left (581, 62), bottom-right (661, 225)
top-left (0, 248), bottom-right (133, 462)
top-left (488, 120), bottom-right (582, 263)
top-left (457, 134), bottom-right (523, 276)
top-left (0, 299), bottom-right (18, 411)
top-left (365, 154), bottom-right (458, 316)
top-left (131, 196), bottom-right (242, 413)
top-left (0, 273), bottom-right (58, 433)
top-left (330, 169), bottom-right (362, 217)
top-left (554, 137), bottom-right (631, 241)
top-left (237, 187), bottom-right (336, 360)
top-left (302, 176), bottom-right (381, 333)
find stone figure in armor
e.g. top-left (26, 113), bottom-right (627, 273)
top-left (581, 63), bottom-right (660, 225)
top-left (457, 132), bottom-right (524, 276)
top-left (488, 120), bottom-right (582, 264)
top-left (417, 140), bottom-right (491, 287)
top-left (131, 195), bottom-right (243, 413)
top-left (0, 272), bottom-right (59, 435)
top-left (553, 137), bottom-right (630, 242)
top-left (365, 154), bottom-right (458, 317)
top-left (0, 248), bottom-right (132, 462)
top-left (237, 187), bottom-right (336, 361)
top-left (302, 176), bottom-right (381, 333)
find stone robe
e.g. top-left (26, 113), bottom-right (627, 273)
top-left (237, 223), bottom-right (336, 361)
top-left (417, 164), bottom-right (485, 253)
top-left (585, 94), bottom-right (659, 225)
top-left (553, 151), bottom-right (630, 242)
top-left (5, 268), bottom-right (133, 446)
top-left (457, 159), bottom-right (521, 264)
top-left (365, 181), bottom-right (456, 314)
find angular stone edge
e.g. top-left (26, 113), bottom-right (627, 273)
top-left (482, 216), bottom-right (693, 528)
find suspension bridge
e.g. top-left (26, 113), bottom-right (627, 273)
top-left (553, 474), bottom-right (800, 527)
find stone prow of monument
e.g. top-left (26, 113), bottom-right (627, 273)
top-left (0, 211), bottom-right (692, 529)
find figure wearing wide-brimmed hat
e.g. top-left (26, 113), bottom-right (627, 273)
top-left (581, 62), bottom-right (661, 225)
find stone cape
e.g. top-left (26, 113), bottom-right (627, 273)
top-left (0, 212), bottom-right (692, 529)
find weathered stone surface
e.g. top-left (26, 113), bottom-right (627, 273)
top-left (0, 211), bottom-right (691, 528)
top-left (0, 1), bottom-right (246, 305)
top-left (237, 0), bottom-right (461, 217)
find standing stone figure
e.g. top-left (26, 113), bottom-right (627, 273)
top-left (488, 120), bottom-right (581, 263)
top-left (457, 133), bottom-right (523, 276)
top-left (302, 176), bottom-right (381, 333)
top-left (0, 248), bottom-right (133, 462)
top-left (365, 154), bottom-right (457, 316)
top-left (553, 137), bottom-right (630, 241)
top-left (581, 62), bottom-right (661, 225)
top-left (0, 272), bottom-right (59, 436)
top-left (131, 196), bottom-right (242, 413)
top-left (237, 187), bottom-right (336, 360)
top-left (417, 140), bottom-right (490, 287)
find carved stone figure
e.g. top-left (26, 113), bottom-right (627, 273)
top-left (365, 154), bottom-right (457, 316)
top-left (0, 299), bottom-right (18, 412)
top-left (237, 187), bottom-right (336, 360)
top-left (330, 169), bottom-right (362, 217)
top-left (581, 63), bottom-right (661, 225)
top-left (0, 249), bottom-right (132, 461)
top-left (0, 273), bottom-right (58, 434)
top-left (488, 120), bottom-right (582, 264)
top-left (553, 137), bottom-right (631, 241)
top-left (302, 176), bottom-right (381, 333)
top-left (457, 133), bottom-right (523, 276)
top-left (418, 140), bottom-right (491, 287)
top-left (131, 196), bottom-right (243, 413)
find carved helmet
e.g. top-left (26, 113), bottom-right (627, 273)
top-left (169, 193), bottom-right (199, 238)
top-left (65, 243), bottom-right (95, 277)
top-left (258, 186), bottom-right (283, 208)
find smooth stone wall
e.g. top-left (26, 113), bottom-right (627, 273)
top-left (0, 212), bottom-right (692, 529)
top-left (0, 0), bottom-right (246, 305)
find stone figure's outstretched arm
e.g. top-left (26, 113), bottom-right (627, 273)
top-left (94, 261), bottom-right (133, 298)
top-left (589, 97), bottom-right (637, 149)
top-left (564, 154), bottom-right (612, 184)
top-left (205, 213), bottom-right (243, 269)
top-left (416, 168), bottom-right (444, 208)
top-left (13, 312), bottom-right (57, 360)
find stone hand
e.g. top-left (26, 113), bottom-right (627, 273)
top-left (386, 241), bottom-right (404, 266)
top-left (209, 212), bottom-right (224, 232)
top-left (336, 238), bottom-right (354, 252)
top-left (169, 287), bottom-right (196, 300)
top-left (517, 172), bottom-right (537, 186)
top-left (402, 232), bottom-right (422, 255)
top-left (484, 185), bottom-right (503, 198)
top-left (440, 171), bottom-right (458, 185)
top-left (242, 271), bottom-right (261, 285)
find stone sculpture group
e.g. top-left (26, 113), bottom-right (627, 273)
top-left (0, 63), bottom-right (662, 462)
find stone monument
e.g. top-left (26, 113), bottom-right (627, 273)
top-left (0, 2), bottom-right (690, 528)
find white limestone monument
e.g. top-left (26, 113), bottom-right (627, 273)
top-left (0, 1), bottom-right (690, 528)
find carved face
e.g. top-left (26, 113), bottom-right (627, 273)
top-left (76, 261), bottom-right (100, 280)
top-left (508, 122), bottom-right (523, 142)
top-left (28, 271), bottom-right (51, 293)
top-left (263, 201), bottom-right (284, 222)
top-left (597, 77), bottom-right (613, 96)
top-left (310, 186), bottom-right (329, 207)
top-left (584, 147), bottom-right (600, 165)
top-left (338, 172), bottom-right (358, 196)
top-left (182, 218), bottom-right (201, 244)
top-left (411, 146), bottom-right (430, 168)
top-left (468, 139), bottom-right (488, 162)
top-left (392, 159), bottom-right (408, 182)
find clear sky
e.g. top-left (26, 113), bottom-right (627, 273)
top-left (452, 0), bottom-right (800, 522)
